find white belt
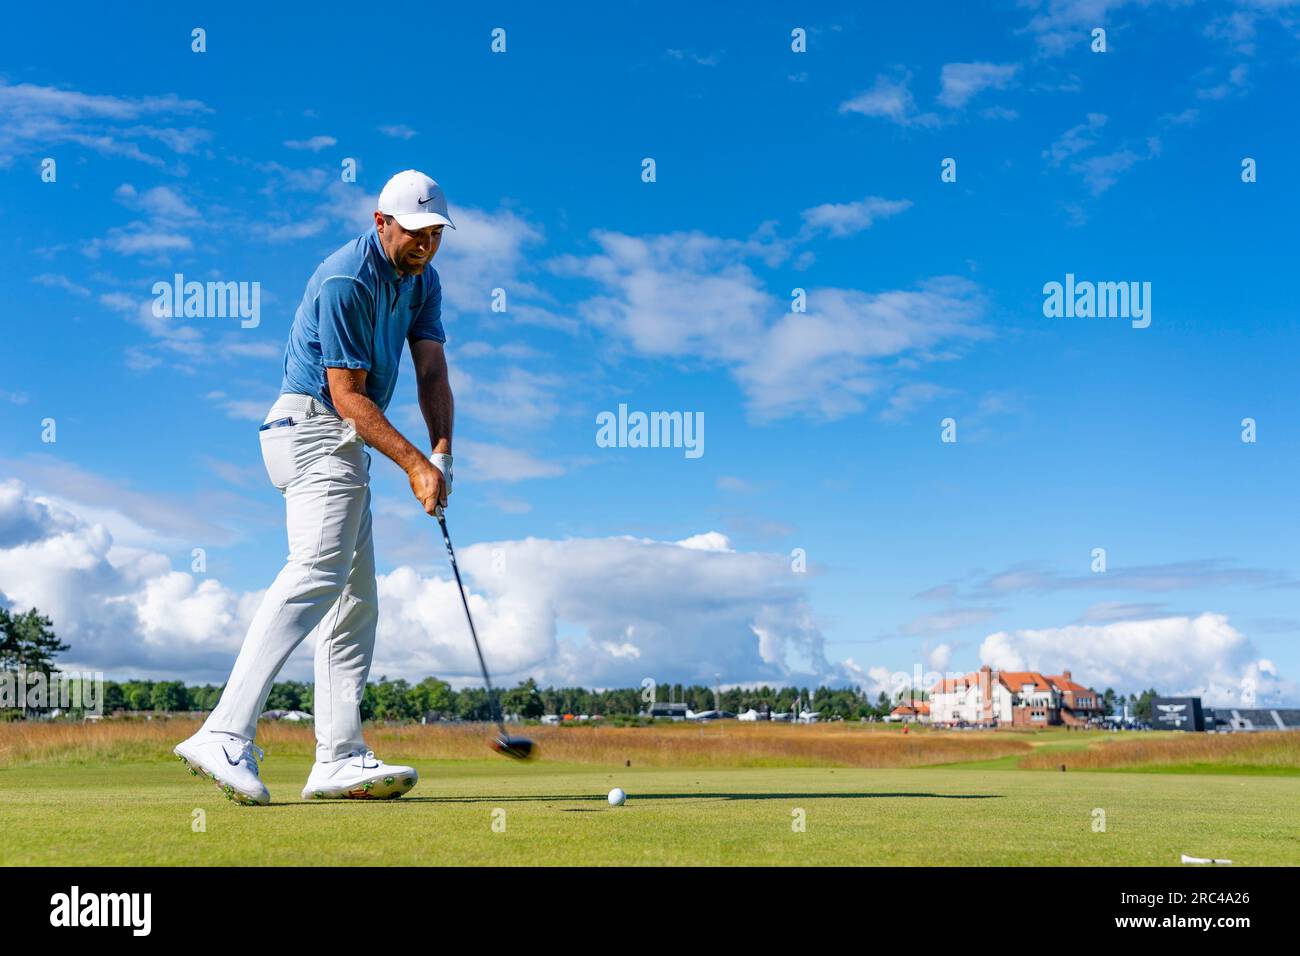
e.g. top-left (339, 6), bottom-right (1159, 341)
top-left (273, 393), bottom-right (337, 420)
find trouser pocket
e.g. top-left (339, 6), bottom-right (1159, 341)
top-left (259, 399), bottom-right (363, 491)
top-left (259, 422), bottom-right (298, 489)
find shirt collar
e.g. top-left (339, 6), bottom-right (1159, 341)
top-left (367, 225), bottom-right (406, 285)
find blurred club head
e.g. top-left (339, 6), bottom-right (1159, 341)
top-left (492, 735), bottom-right (535, 760)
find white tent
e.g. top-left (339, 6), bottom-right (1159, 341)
top-left (260, 709), bottom-right (313, 722)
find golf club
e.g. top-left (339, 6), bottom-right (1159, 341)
top-left (435, 509), bottom-right (534, 760)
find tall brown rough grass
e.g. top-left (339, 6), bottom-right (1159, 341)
top-left (1020, 731), bottom-right (1300, 771)
top-left (0, 719), bottom-right (1034, 770)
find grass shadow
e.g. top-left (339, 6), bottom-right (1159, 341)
top-left (397, 791), bottom-right (1003, 805)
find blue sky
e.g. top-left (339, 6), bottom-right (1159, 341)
top-left (1, 1), bottom-right (1298, 704)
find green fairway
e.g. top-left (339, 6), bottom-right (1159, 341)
top-left (3, 755), bottom-right (1298, 865)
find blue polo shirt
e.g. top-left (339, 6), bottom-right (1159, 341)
top-left (279, 225), bottom-right (446, 413)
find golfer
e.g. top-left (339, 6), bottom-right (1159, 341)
top-left (174, 170), bottom-right (455, 805)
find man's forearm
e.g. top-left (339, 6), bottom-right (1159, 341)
top-left (334, 391), bottom-right (426, 474)
top-left (417, 373), bottom-right (454, 455)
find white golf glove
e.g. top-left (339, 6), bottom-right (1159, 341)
top-left (430, 453), bottom-right (453, 495)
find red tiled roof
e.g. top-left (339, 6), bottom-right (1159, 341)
top-left (998, 671), bottom-right (1052, 693)
top-left (931, 671), bottom-right (987, 693)
top-left (1046, 674), bottom-right (1094, 695)
top-left (891, 702), bottom-right (930, 715)
top-left (930, 669), bottom-right (1096, 698)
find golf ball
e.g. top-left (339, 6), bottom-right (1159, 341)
top-left (608, 787), bottom-right (626, 807)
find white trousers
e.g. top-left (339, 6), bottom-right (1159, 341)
top-left (202, 393), bottom-right (377, 762)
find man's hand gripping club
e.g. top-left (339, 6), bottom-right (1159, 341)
top-left (326, 364), bottom-right (452, 517)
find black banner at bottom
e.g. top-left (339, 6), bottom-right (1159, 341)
top-left (0, 865), bottom-right (1281, 940)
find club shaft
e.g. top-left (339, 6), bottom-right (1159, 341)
top-left (437, 515), bottom-right (508, 737)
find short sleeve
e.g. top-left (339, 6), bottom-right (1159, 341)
top-left (317, 276), bottom-right (375, 369)
top-left (409, 270), bottom-right (447, 344)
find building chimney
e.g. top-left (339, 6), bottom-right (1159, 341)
top-left (1063, 670), bottom-right (1071, 681)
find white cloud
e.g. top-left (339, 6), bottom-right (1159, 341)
top-left (550, 229), bottom-right (771, 362)
top-left (283, 135), bottom-right (336, 152)
top-left (979, 613), bottom-right (1294, 705)
top-left (1021, 0), bottom-right (1137, 57)
top-left (374, 530), bottom-right (828, 686)
top-left (1071, 145), bottom-right (1149, 195)
top-left (902, 607), bottom-right (1002, 636)
top-left (553, 229), bottom-right (988, 421)
top-left (90, 223), bottom-right (194, 257)
top-left (0, 479), bottom-right (254, 677)
top-left (676, 531), bottom-right (732, 552)
top-left (454, 341), bottom-right (543, 362)
top-left (926, 642), bottom-right (953, 672)
top-left (665, 49), bottom-right (723, 66)
top-left (980, 105), bottom-right (1019, 121)
top-left (0, 80), bottom-right (210, 167)
top-left (444, 365), bottom-right (565, 429)
top-left (0, 459), bottom-right (240, 552)
top-left (99, 289), bottom-right (205, 362)
top-left (1196, 63), bottom-right (1249, 101)
top-left (839, 73), bottom-right (939, 127)
top-left (879, 382), bottom-right (954, 423)
top-left (1043, 114), bottom-right (1158, 195)
top-left (434, 205), bottom-right (553, 324)
top-left (255, 161), bottom-right (331, 193)
top-left (32, 274), bottom-right (91, 296)
top-left (207, 391), bottom-right (278, 422)
top-left (1044, 113), bottom-right (1108, 166)
top-left (487, 495), bottom-right (532, 515)
top-left (938, 62), bottom-right (1020, 108)
top-left (455, 440), bottom-right (564, 483)
top-left (840, 660), bottom-right (897, 700)
top-left (0, 479), bottom-right (843, 689)
top-left (734, 279), bottom-right (988, 421)
top-left (800, 197), bottom-right (912, 238)
top-left (114, 183), bottom-right (199, 220)
top-left (1205, 10), bottom-right (1258, 55)
top-left (960, 558), bottom-right (1291, 598)
top-left (1078, 602), bottom-right (1170, 622)
top-left (262, 219), bottom-right (328, 242)
top-left (717, 476), bottom-right (755, 493)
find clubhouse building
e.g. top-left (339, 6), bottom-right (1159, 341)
top-left (926, 665), bottom-right (1104, 728)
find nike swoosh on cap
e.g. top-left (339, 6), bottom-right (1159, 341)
top-left (417, 196), bottom-right (436, 205)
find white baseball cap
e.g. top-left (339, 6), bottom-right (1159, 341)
top-left (377, 169), bottom-right (456, 231)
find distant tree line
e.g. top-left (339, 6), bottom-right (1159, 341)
top-left (8, 672), bottom-right (1163, 723)
top-left (48, 677), bottom-right (916, 721)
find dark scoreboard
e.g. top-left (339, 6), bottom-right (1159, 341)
top-left (1151, 697), bottom-right (1204, 731)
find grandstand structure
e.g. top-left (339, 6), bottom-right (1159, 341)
top-left (1205, 707), bottom-right (1300, 732)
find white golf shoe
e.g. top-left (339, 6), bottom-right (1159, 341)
top-left (301, 749), bottom-right (418, 800)
top-left (174, 730), bottom-right (270, 806)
